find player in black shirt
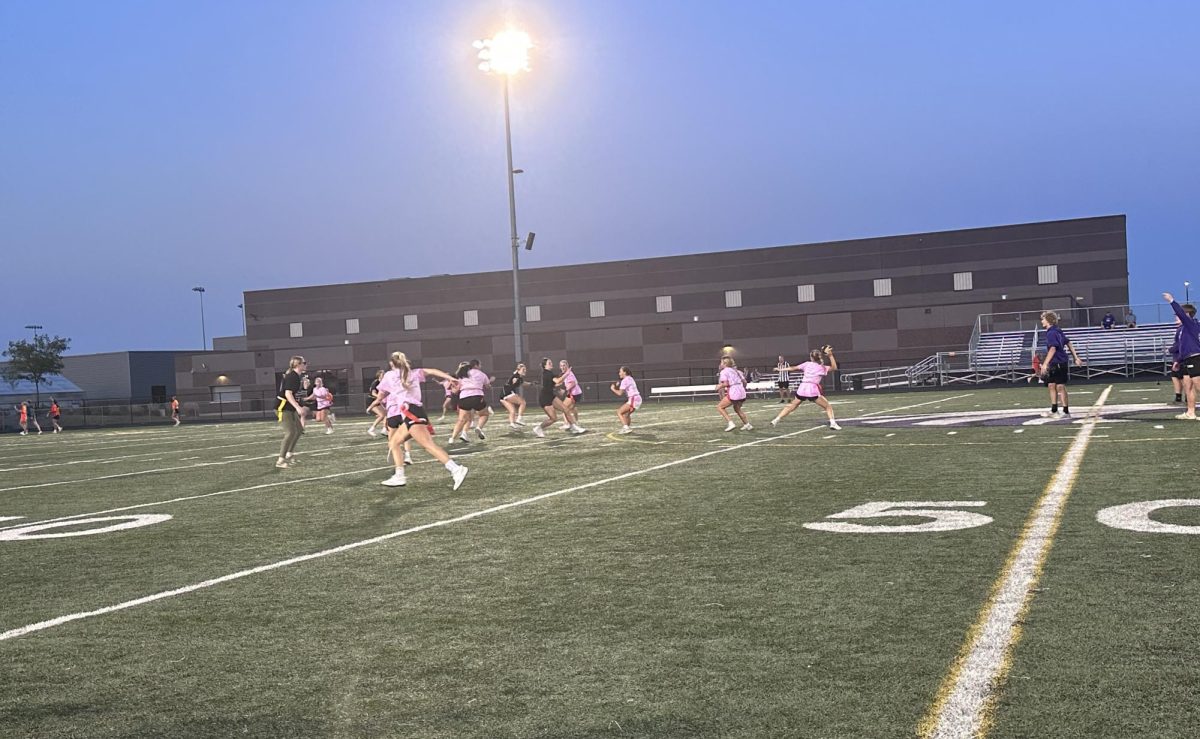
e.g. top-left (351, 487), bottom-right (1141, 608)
top-left (499, 362), bottom-right (528, 430)
top-left (366, 369), bottom-right (385, 437)
top-left (275, 356), bottom-right (307, 468)
top-left (533, 357), bottom-right (567, 438)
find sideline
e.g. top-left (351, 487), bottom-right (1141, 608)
top-left (918, 385), bottom-right (1113, 739)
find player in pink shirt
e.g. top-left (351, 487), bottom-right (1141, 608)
top-left (558, 359), bottom-right (587, 434)
top-left (375, 351), bottom-right (469, 490)
top-left (450, 359), bottom-right (494, 443)
top-left (770, 346), bottom-right (841, 430)
top-left (311, 377), bottom-right (335, 435)
top-left (609, 366), bottom-right (642, 434)
top-left (716, 356), bottom-right (752, 431)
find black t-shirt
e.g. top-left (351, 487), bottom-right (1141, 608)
top-left (541, 370), bottom-right (558, 393)
top-left (369, 379), bottom-right (381, 396)
top-left (504, 372), bottom-right (524, 396)
top-left (278, 370), bottom-right (302, 412)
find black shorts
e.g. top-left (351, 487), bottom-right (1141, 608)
top-left (447, 394), bottom-right (459, 411)
top-left (387, 404), bottom-right (430, 429)
top-left (794, 394), bottom-right (820, 403)
top-left (777, 380), bottom-right (790, 389)
top-left (566, 393), bottom-right (582, 404)
top-left (458, 395), bottom-right (487, 412)
top-left (1184, 356), bottom-right (1200, 378)
top-left (1171, 366), bottom-right (1185, 380)
top-left (1044, 363), bottom-right (1069, 384)
top-left (539, 392), bottom-right (557, 408)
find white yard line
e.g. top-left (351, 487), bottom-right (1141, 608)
top-left (919, 385), bottom-right (1112, 739)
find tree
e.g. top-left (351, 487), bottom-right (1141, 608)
top-left (2, 334), bottom-right (71, 408)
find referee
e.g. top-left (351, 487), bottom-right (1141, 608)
top-left (776, 355), bottom-right (791, 403)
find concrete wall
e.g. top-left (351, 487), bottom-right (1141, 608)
top-left (61, 353), bottom-right (132, 399)
top-left (178, 216), bottom-right (1129, 395)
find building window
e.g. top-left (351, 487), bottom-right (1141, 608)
top-left (724, 290), bottom-right (742, 308)
top-left (289, 322), bottom-right (303, 338)
top-left (403, 314), bottom-right (418, 331)
top-left (463, 309), bottom-right (479, 327)
top-left (873, 278), bottom-right (892, 297)
top-left (345, 318), bottom-right (360, 334)
top-left (589, 300), bottom-right (606, 318)
top-left (656, 295), bottom-right (673, 313)
top-left (797, 284), bottom-right (815, 303)
top-left (525, 305), bottom-right (541, 322)
top-left (210, 385), bottom-right (242, 404)
top-left (953, 272), bottom-right (973, 291)
top-left (1038, 265), bottom-right (1059, 285)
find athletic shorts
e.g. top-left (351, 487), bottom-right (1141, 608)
top-left (777, 380), bottom-right (790, 389)
top-left (387, 403), bottom-right (430, 429)
top-left (794, 393), bottom-right (820, 403)
top-left (566, 393), bottom-right (582, 404)
top-left (447, 394), bottom-right (460, 411)
top-left (1184, 355), bottom-right (1200, 378)
top-left (625, 396), bottom-right (642, 411)
top-left (1171, 366), bottom-right (1185, 380)
top-left (539, 392), bottom-right (557, 408)
top-left (1044, 363), bottom-right (1069, 384)
top-left (458, 395), bottom-right (487, 412)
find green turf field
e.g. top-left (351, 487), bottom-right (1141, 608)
top-left (1, 381), bottom-right (1197, 738)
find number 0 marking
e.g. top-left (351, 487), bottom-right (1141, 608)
top-left (0, 515), bottom-right (172, 541)
top-left (804, 501), bottom-right (992, 534)
top-left (1096, 499), bottom-right (1200, 535)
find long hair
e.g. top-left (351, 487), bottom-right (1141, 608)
top-left (809, 349), bottom-right (824, 363)
top-left (455, 361), bottom-right (471, 379)
top-left (389, 351), bottom-right (412, 389)
top-left (288, 355), bottom-right (305, 370)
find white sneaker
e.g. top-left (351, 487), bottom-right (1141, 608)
top-left (560, 423), bottom-right (571, 431)
top-left (769, 418), bottom-right (779, 427)
top-left (475, 427), bottom-right (487, 440)
top-left (19, 431), bottom-right (26, 436)
top-left (509, 422), bottom-right (520, 431)
top-left (533, 425), bottom-right (545, 438)
top-left (451, 465), bottom-right (469, 491)
top-left (829, 421), bottom-right (842, 430)
top-left (37, 430), bottom-right (43, 435)
top-left (403, 451), bottom-right (413, 465)
top-left (275, 459), bottom-right (289, 469)
top-left (741, 423), bottom-right (753, 431)
top-left (724, 421), bottom-right (736, 432)
top-left (285, 454), bottom-right (298, 464)
top-left (459, 433), bottom-right (471, 443)
top-left (571, 425), bottom-right (587, 434)
top-left (324, 428), bottom-right (334, 435)
top-left (367, 427), bottom-right (378, 438)
top-left (619, 426), bottom-right (632, 434)
top-left (381, 472), bottom-right (407, 487)
top-left (1177, 412), bottom-right (1199, 420)
top-left (514, 416), bottom-right (526, 426)
top-left (1040, 411), bottom-right (1061, 419)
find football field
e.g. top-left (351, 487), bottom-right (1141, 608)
top-left (1, 381), bottom-right (1197, 738)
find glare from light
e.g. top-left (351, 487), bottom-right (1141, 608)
top-left (474, 28), bottom-right (532, 76)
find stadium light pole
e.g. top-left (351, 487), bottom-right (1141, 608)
top-left (192, 286), bottom-right (207, 350)
top-left (24, 324), bottom-right (43, 339)
top-left (1186, 281), bottom-right (1191, 302)
top-left (475, 29), bottom-right (533, 364)
top-left (237, 303), bottom-right (246, 335)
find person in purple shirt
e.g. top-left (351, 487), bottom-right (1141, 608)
top-left (1038, 311), bottom-right (1084, 419)
top-left (1102, 311), bottom-right (1116, 330)
top-left (1164, 292), bottom-right (1200, 420)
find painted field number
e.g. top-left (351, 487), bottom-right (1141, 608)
top-left (1096, 499), bottom-right (1200, 535)
top-left (0, 515), bottom-right (172, 541)
top-left (804, 501), bottom-right (992, 534)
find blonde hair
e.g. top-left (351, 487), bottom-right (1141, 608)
top-left (1041, 311), bottom-right (1059, 325)
top-left (720, 355), bottom-right (736, 368)
top-left (389, 351), bottom-right (412, 389)
top-left (288, 356), bottom-right (305, 370)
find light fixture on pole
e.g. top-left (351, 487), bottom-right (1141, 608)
top-left (192, 287), bottom-right (207, 350)
top-left (475, 28), bottom-right (533, 364)
top-left (1186, 281), bottom-right (1191, 302)
top-left (237, 303), bottom-right (246, 335)
top-left (24, 324), bottom-right (43, 339)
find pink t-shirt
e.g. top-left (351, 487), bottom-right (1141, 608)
top-left (718, 367), bottom-right (747, 401)
top-left (312, 386), bottom-right (333, 410)
top-left (379, 368), bottom-right (427, 417)
top-left (795, 361), bottom-right (827, 397)
top-left (458, 368), bottom-right (490, 399)
top-left (562, 369), bottom-right (581, 397)
top-left (618, 375), bottom-right (641, 402)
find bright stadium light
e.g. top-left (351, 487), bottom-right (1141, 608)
top-left (475, 27), bottom-right (534, 364)
top-left (474, 29), bottom-right (532, 75)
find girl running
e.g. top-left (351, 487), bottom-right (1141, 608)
top-left (716, 356), bottom-right (752, 431)
top-left (609, 366), bottom-right (642, 434)
top-left (366, 370), bottom-right (386, 437)
top-left (439, 378), bottom-right (455, 419)
top-left (47, 398), bottom-right (62, 433)
top-left (376, 351), bottom-right (469, 490)
top-left (500, 363), bottom-right (528, 430)
top-left (770, 346), bottom-right (841, 430)
top-left (533, 357), bottom-right (567, 438)
top-left (17, 401), bottom-right (39, 435)
top-left (298, 376), bottom-right (317, 428)
top-left (452, 359), bottom-right (493, 442)
top-left (558, 359), bottom-right (586, 434)
top-left (170, 396), bottom-right (181, 426)
top-left (312, 377), bottom-right (335, 434)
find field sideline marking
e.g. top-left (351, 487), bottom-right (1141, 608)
top-left (918, 384), bottom-right (1113, 739)
top-left (0, 393), bottom-right (978, 641)
top-left (0, 422), bottom-right (835, 642)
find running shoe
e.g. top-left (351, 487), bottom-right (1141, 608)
top-left (769, 418), bottom-right (780, 427)
top-left (475, 427), bottom-right (487, 440)
top-left (451, 465), bottom-right (469, 491)
top-left (509, 422), bottom-right (520, 431)
top-left (829, 421), bottom-right (842, 430)
top-left (381, 472), bottom-right (407, 487)
top-left (367, 427), bottom-right (379, 438)
top-left (741, 423), bottom-right (753, 431)
top-left (533, 425), bottom-right (545, 438)
top-left (275, 459), bottom-right (289, 469)
top-left (404, 451), bottom-right (413, 465)
top-left (571, 425), bottom-right (587, 434)
top-left (619, 426), bottom-right (632, 434)
top-left (324, 428), bottom-right (334, 435)
top-left (1177, 412), bottom-right (1198, 420)
top-left (459, 433), bottom-right (471, 443)
top-left (724, 421), bottom-right (736, 432)
top-left (514, 417), bottom-right (526, 426)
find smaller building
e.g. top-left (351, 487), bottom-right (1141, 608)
top-left (60, 351), bottom-right (179, 401)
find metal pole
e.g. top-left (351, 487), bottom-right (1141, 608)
top-left (503, 76), bottom-right (523, 364)
top-left (199, 291), bottom-right (207, 350)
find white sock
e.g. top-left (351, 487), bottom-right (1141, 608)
top-left (444, 460), bottom-right (460, 472)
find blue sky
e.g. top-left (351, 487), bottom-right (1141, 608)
top-left (3, 1), bottom-right (1197, 354)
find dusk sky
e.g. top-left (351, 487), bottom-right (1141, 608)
top-left (3, 1), bottom-right (1197, 355)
